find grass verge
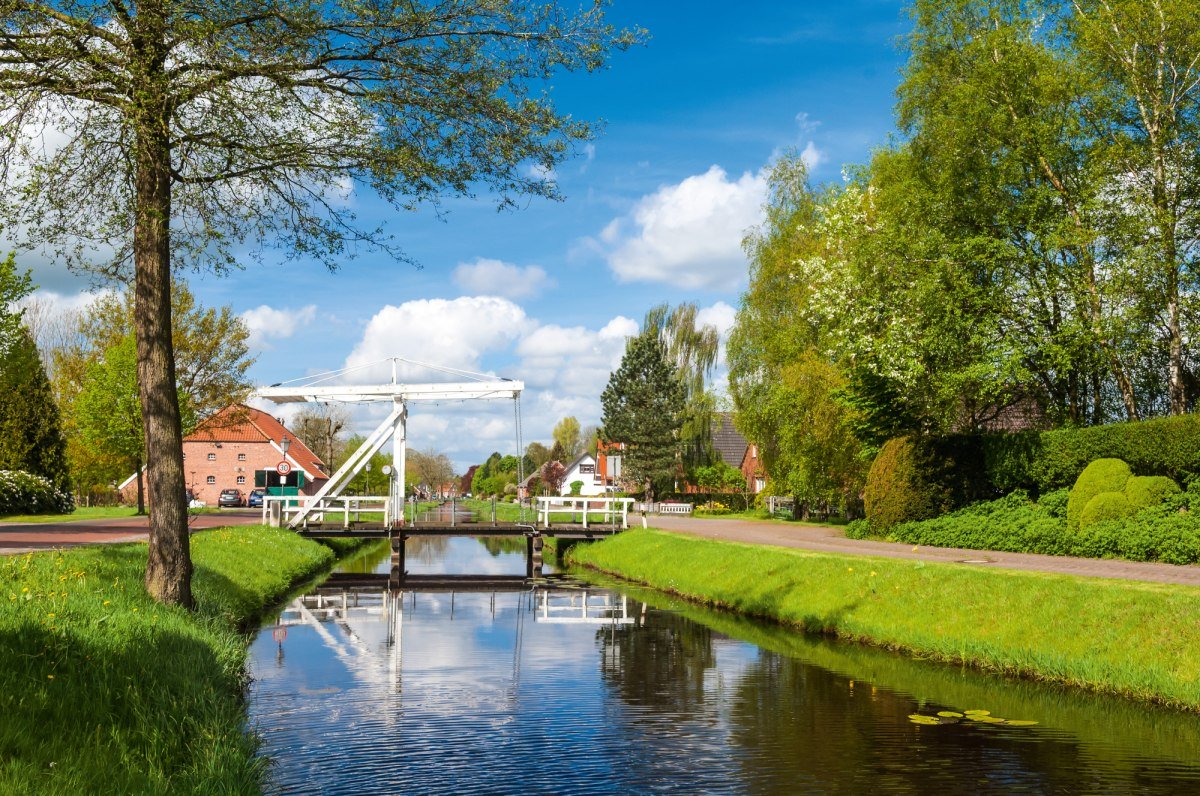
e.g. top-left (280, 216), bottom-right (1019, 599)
top-left (0, 506), bottom-right (140, 524)
top-left (568, 528), bottom-right (1200, 710)
top-left (0, 524), bottom-right (353, 794)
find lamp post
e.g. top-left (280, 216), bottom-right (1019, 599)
top-left (365, 461), bottom-right (371, 495)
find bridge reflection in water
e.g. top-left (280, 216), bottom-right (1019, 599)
top-left (268, 568), bottom-right (636, 692)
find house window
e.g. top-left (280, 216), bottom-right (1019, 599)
top-left (236, 475), bottom-right (245, 485)
top-left (238, 453), bottom-right (246, 461)
top-left (754, 477), bottom-right (766, 493)
top-left (207, 453), bottom-right (216, 460)
top-left (206, 475), bottom-right (216, 484)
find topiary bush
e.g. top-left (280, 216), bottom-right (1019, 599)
top-left (864, 437), bottom-right (954, 530)
top-left (1067, 458), bottom-right (1132, 531)
top-left (1079, 491), bottom-right (1133, 529)
top-left (0, 469), bottom-right (75, 515)
top-left (1124, 475), bottom-right (1181, 512)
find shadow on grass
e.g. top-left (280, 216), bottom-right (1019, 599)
top-left (0, 619), bottom-right (258, 795)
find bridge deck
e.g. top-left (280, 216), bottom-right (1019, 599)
top-left (320, 572), bottom-right (581, 592)
top-left (296, 521), bottom-right (624, 539)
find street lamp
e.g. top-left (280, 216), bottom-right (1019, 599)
top-left (280, 434), bottom-right (291, 456)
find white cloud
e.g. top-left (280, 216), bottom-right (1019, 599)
top-left (800, 140), bottom-right (823, 170)
top-left (600, 165), bottom-right (766, 291)
top-left (240, 304), bottom-right (317, 350)
top-left (697, 301), bottom-right (737, 339)
top-left (451, 258), bottom-right (552, 299)
top-left (344, 296), bottom-right (528, 383)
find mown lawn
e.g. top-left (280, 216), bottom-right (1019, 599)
top-left (0, 525), bottom-right (345, 794)
top-left (569, 528), bottom-right (1200, 710)
top-left (0, 506), bottom-right (140, 524)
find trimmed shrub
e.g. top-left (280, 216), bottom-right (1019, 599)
top-left (1124, 475), bottom-right (1181, 511)
top-left (1079, 491), bottom-right (1133, 529)
top-left (864, 437), bottom-right (954, 529)
top-left (0, 469), bottom-right (75, 515)
top-left (844, 518), bottom-right (872, 539)
top-left (1067, 458), bottom-right (1132, 531)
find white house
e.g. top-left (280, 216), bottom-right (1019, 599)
top-left (560, 453), bottom-right (606, 496)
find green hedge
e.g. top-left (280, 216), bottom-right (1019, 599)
top-left (981, 414), bottom-right (1200, 493)
top-left (1067, 458), bottom-right (1132, 531)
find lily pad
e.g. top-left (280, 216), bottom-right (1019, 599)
top-left (963, 709), bottom-right (990, 716)
top-left (908, 714), bottom-right (941, 725)
top-left (1004, 720), bottom-right (1039, 727)
top-left (936, 711), bottom-right (964, 718)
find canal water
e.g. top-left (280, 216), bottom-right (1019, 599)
top-left (247, 537), bottom-right (1200, 794)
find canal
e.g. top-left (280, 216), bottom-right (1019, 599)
top-left (247, 536), bottom-right (1200, 794)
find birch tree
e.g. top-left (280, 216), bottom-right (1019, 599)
top-left (0, 1), bottom-right (639, 605)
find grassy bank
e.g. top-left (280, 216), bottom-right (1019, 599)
top-left (569, 529), bottom-right (1200, 710)
top-left (0, 525), bottom-right (350, 794)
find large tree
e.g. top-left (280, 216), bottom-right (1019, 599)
top-left (552, 416), bottom-right (582, 461)
top-left (641, 303), bottom-right (720, 467)
top-left (601, 331), bottom-right (684, 500)
top-left (0, 2), bottom-right (638, 605)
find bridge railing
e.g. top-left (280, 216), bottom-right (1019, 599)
top-left (263, 494), bottom-right (395, 530)
top-left (534, 496), bottom-right (634, 529)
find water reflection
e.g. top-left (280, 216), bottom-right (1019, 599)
top-left (248, 537), bottom-right (1200, 795)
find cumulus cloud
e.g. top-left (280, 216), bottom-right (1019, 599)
top-left (600, 165), bottom-right (766, 291)
top-left (343, 296), bottom-right (528, 383)
top-left (240, 304), bottom-right (317, 350)
top-left (451, 258), bottom-right (552, 299)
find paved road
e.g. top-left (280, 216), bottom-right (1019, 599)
top-left (648, 515), bottom-right (1200, 588)
top-left (0, 510), bottom-right (263, 554)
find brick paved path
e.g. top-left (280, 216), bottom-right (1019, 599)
top-left (648, 515), bottom-right (1200, 588)
top-left (0, 510), bottom-right (262, 554)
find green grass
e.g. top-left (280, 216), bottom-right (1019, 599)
top-left (0, 525), bottom-right (349, 794)
top-left (0, 506), bottom-right (140, 523)
top-left (569, 528), bottom-right (1200, 710)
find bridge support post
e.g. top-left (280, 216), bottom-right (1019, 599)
top-left (391, 534), bottom-right (406, 580)
top-left (526, 534), bottom-right (544, 578)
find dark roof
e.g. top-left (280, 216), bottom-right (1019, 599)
top-left (711, 413), bottom-right (748, 466)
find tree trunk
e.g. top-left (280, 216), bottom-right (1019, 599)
top-left (134, 80), bottom-right (192, 606)
top-left (135, 455), bottom-right (145, 515)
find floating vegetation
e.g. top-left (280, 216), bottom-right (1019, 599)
top-left (909, 708), bottom-right (1038, 728)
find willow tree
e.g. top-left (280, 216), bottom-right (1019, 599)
top-left (641, 303), bottom-right (719, 467)
top-left (0, 1), bottom-right (640, 605)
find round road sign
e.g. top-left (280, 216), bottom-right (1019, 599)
top-left (276, 460), bottom-right (292, 475)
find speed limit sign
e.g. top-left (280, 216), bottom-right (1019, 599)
top-left (276, 461), bottom-right (292, 475)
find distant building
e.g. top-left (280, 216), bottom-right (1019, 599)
top-left (119, 404), bottom-right (328, 505)
top-left (560, 452), bottom-right (606, 496)
top-left (711, 413), bottom-right (765, 494)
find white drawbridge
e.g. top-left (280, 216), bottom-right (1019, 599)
top-left (253, 358), bottom-right (523, 529)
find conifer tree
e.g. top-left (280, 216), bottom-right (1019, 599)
top-left (0, 326), bottom-right (70, 490)
top-left (601, 332), bottom-right (684, 500)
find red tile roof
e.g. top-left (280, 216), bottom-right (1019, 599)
top-left (188, 404), bottom-right (327, 479)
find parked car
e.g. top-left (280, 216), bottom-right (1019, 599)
top-left (218, 488), bottom-right (244, 508)
top-left (247, 488), bottom-right (266, 508)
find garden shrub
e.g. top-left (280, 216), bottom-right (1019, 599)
top-left (1037, 488), bottom-right (1069, 519)
top-left (844, 518), bottom-right (871, 539)
top-left (864, 437), bottom-right (953, 530)
top-left (1079, 491), bottom-right (1133, 529)
top-left (880, 490), bottom-right (1200, 565)
top-left (1067, 458), bottom-right (1132, 531)
top-left (1124, 475), bottom-right (1181, 511)
top-left (0, 469), bottom-right (74, 515)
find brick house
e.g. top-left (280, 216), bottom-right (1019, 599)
top-left (119, 404), bottom-right (328, 505)
top-left (709, 413), bottom-right (765, 494)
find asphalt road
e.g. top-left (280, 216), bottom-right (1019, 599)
top-left (0, 509), bottom-right (262, 554)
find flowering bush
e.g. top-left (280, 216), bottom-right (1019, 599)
top-left (695, 501), bottom-right (732, 516)
top-left (0, 469), bottom-right (75, 515)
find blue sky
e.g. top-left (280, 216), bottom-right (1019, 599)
top-left (31, 2), bottom-right (911, 470)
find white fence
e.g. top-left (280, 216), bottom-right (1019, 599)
top-left (262, 495), bottom-right (394, 529)
top-left (534, 497), bottom-right (635, 529)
